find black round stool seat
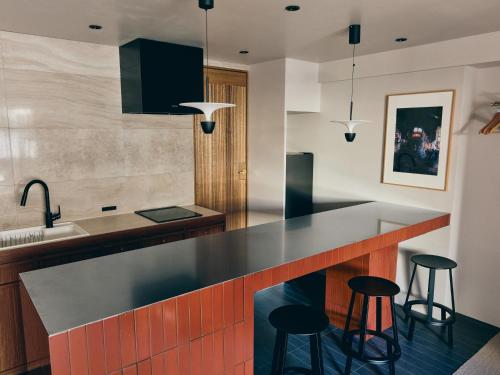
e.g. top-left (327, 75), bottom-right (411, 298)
top-left (269, 305), bottom-right (328, 375)
top-left (348, 276), bottom-right (400, 296)
top-left (342, 276), bottom-right (401, 375)
top-left (269, 305), bottom-right (329, 335)
top-left (411, 254), bottom-right (457, 269)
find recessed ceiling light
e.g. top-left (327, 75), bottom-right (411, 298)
top-left (89, 24), bottom-right (103, 30)
top-left (395, 37), bottom-right (408, 42)
top-left (285, 5), bottom-right (300, 12)
top-left (239, 50), bottom-right (249, 54)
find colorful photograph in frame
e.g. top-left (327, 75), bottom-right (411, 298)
top-left (382, 90), bottom-right (455, 190)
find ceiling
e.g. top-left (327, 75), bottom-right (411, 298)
top-left (1, 0), bottom-right (500, 64)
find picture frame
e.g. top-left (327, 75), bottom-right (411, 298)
top-left (381, 90), bottom-right (455, 191)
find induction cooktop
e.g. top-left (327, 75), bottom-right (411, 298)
top-left (135, 206), bottom-right (202, 223)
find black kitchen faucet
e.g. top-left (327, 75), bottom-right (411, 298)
top-left (20, 179), bottom-right (61, 228)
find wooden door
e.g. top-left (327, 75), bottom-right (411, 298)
top-left (194, 68), bottom-right (247, 230)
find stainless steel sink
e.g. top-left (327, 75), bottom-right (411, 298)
top-left (0, 222), bottom-right (89, 250)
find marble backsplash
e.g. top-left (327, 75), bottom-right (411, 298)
top-left (0, 31), bottom-right (195, 229)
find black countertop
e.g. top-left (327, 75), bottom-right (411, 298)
top-left (21, 202), bottom-right (448, 335)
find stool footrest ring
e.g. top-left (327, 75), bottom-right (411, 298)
top-left (404, 300), bottom-right (455, 327)
top-left (342, 329), bottom-right (401, 365)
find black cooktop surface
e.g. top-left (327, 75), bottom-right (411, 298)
top-left (135, 206), bottom-right (202, 223)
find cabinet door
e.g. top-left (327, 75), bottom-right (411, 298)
top-left (0, 283), bottom-right (25, 373)
top-left (20, 283), bottom-right (49, 367)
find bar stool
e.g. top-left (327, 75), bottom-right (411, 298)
top-left (342, 276), bottom-right (401, 375)
top-left (269, 305), bottom-right (329, 375)
top-left (403, 254), bottom-right (457, 347)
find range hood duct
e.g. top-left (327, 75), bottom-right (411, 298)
top-left (119, 38), bottom-right (204, 115)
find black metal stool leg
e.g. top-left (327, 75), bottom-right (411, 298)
top-left (408, 316), bottom-right (416, 341)
top-left (376, 297), bottom-right (382, 334)
top-left (310, 333), bottom-right (325, 375)
top-left (441, 308), bottom-right (447, 335)
top-left (271, 329), bottom-right (288, 375)
top-left (390, 296), bottom-right (400, 349)
top-left (389, 296), bottom-right (399, 375)
top-left (358, 295), bottom-right (370, 357)
top-left (342, 291), bottom-right (356, 346)
top-left (427, 268), bottom-right (436, 323)
top-left (448, 269), bottom-right (456, 348)
top-left (343, 291), bottom-right (356, 375)
top-left (448, 321), bottom-right (454, 348)
top-left (345, 355), bottom-right (353, 375)
top-left (404, 263), bottom-right (417, 322)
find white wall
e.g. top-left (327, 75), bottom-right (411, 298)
top-left (287, 67), bottom-right (465, 313)
top-left (451, 65), bottom-right (500, 326)
top-left (247, 59), bottom-right (287, 225)
top-left (287, 42), bottom-right (500, 325)
top-left (285, 59), bottom-right (321, 113)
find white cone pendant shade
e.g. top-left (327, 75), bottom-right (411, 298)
top-left (180, 102), bottom-right (236, 121)
top-left (180, 102), bottom-right (236, 134)
top-left (331, 24), bottom-right (370, 142)
top-left (181, 0), bottom-right (237, 134)
top-left (330, 120), bottom-right (371, 142)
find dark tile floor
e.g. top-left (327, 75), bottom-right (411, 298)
top-left (254, 273), bottom-right (499, 375)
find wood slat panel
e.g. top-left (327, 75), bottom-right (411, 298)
top-left (223, 281), bottom-right (235, 327)
top-left (150, 354), bottom-right (164, 375)
top-left (68, 326), bottom-right (89, 375)
top-left (119, 312), bottom-right (137, 367)
top-left (103, 316), bottom-right (122, 373)
top-left (194, 68), bottom-right (248, 231)
top-left (176, 295), bottom-right (190, 346)
top-left (201, 287), bottom-right (214, 336)
top-left (162, 299), bottom-right (177, 350)
top-left (206, 68), bottom-right (247, 86)
top-left (188, 291), bottom-right (202, 340)
top-left (86, 322), bottom-right (106, 375)
top-left (148, 303), bottom-right (164, 356)
top-left (49, 333), bottom-right (70, 375)
top-left (134, 307), bottom-right (151, 361)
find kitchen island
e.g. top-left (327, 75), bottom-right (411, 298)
top-left (0, 205), bottom-right (224, 375)
top-left (21, 202), bottom-right (450, 375)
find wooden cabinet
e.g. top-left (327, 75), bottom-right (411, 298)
top-left (0, 213), bottom-right (225, 375)
top-left (0, 284), bottom-right (24, 373)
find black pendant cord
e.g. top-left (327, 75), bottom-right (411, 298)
top-left (349, 43), bottom-right (356, 121)
top-left (204, 9), bottom-right (210, 101)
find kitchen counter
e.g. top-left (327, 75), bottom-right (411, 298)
top-left (74, 205), bottom-right (221, 236)
top-left (21, 202), bottom-right (449, 336)
top-left (0, 205), bottom-right (223, 263)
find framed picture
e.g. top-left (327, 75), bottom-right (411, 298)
top-left (382, 90), bottom-right (455, 190)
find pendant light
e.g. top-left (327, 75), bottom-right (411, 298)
top-left (180, 0), bottom-right (236, 134)
top-left (331, 24), bottom-right (370, 142)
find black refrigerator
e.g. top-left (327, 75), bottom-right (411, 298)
top-left (285, 152), bottom-right (314, 219)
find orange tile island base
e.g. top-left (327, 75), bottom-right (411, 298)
top-left (20, 203), bottom-right (450, 375)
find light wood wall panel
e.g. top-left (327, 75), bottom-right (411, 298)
top-left (194, 68), bottom-right (248, 230)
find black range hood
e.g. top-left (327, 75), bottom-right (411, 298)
top-left (119, 38), bottom-right (204, 115)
